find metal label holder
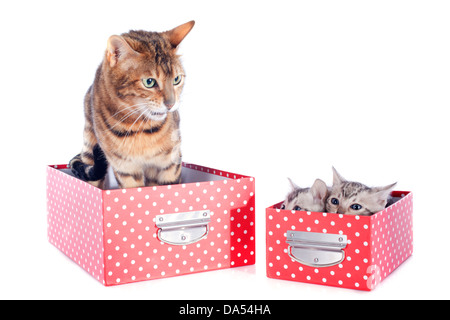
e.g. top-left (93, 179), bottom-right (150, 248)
top-left (156, 210), bottom-right (211, 246)
top-left (286, 231), bottom-right (348, 268)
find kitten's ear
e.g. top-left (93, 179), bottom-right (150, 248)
top-left (311, 179), bottom-right (328, 203)
top-left (373, 182), bottom-right (397, 196)
top-left (287, 178), bottom-right (299, 191)
top-left (332, 167), bottom-right (346, 185)
top-left (106, 35), bottom-right (139, 68)
top-left (372, 182), bottom-right (397, 206)
top-left (164, 20), bottom-right (195, 49)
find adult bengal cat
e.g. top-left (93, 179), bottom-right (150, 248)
top-left (69, 21), bottom-right (195, 189)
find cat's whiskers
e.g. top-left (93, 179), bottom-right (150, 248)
top-left (106, 104), bottom-right (149, 131)
top-left (117, 107), bottom-right (149, 152)
top-left (104, 103), bottom-right (148, 123)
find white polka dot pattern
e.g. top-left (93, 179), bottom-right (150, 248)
top-left (266, 191), bottom-right (413, 291)
top-left (47, 163), bottom-right (255, 286)
top-left (46, 166), bottom-right (104, 283)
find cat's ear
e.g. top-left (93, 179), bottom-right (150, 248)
top-left (106, 35), bottom-right (139, 68)
top-left (372, 182), bottom-right (397, 196)
top-left (164, 20), bottom-right (195, 49)
top-left (311, 179), bottom-right (328, 204)
top-left (332, 167), bottom-right (346, 185)
top-left (372, 182), bottom-right (397, 206)
top-left (287, 177), bottom-right (299, 191)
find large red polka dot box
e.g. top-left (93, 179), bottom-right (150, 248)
top-left (266, 191), bottom-right (413, 291)
top-left (47, 162), bottom-right (255, 286)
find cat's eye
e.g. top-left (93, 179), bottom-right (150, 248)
top-left (143, 78), bottom-right (157, 88)
top-left (173, 75), bottom-right (182, 86)
top-left (280, 204), bottom-right (286, 210)
top-left (331, 198), bottom-right (339, 205)
top-left (293, 206), bottom-right (302, 211)
top-left (350, 204), bottom-right (362, 210)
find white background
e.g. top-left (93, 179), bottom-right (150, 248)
top-left (1, 0), bottom-right (449, 299)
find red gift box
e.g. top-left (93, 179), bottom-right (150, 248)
top-left (266, 191), bottom-right (413, 291)
top-left (47, 162), bottom-right (255, 286)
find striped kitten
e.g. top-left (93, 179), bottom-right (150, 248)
top-left (281, 178), bottom-right (328, 212)
top-left (70, 21), bottom-right (195, 189)
top-left (326, 167), bottom-right (396, 216)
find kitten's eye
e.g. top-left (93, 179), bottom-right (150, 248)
top-left (173, 75), bottom-right (182, 86)
top-left (280, 204), bottom-right (286, 210)
top-left (350, 204), bottom-right (362, 210)
top-left (331, 198), bottom-right (339, 205)
top-left (143, 78), bottom-right (157, 88)
top-left (293, 206), bottom-right (302, 211)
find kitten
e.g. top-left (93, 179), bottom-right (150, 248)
top-left (69, 21), bottom-right (195, 189)
top-left (281, 178), bottom-right (328, 212)
top-left (326, 167), bottom-right (396, 216)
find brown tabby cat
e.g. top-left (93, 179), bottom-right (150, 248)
top-left (281, 178), bottom-right (328, 212)
top-left (326, 167), bottom-right (397, 216)
top-left (69, 21), bottom-right (195, 189)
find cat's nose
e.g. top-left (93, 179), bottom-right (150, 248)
top-left (164, 101), bottom-right (175, 110)
top-left (163, 86), bottom-right (176, 110)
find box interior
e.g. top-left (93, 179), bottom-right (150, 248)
top-left (57, 165), bottom-right (231, 190)
top-left (272, 191), bottom-right (407, 213)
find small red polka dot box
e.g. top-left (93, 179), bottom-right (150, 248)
top-left (265, 191), bottom-right (413, 291)
top-left (47, 162), bottom-right (255, 286)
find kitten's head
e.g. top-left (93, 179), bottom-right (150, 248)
top-left (326, 167), bottom-right (396, 216)
top-left (281, 178), bottom-right (328, 212)
top-left (104, 21), bottom-right (195, 121)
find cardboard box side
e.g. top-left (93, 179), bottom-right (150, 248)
top-left (266, 206), bottom-right (374, 290)
top-left (369, 192), bottom-right (413, 289)
top-left (99, 169), bottom-right (255, 285)
top-left (230, 177), bottom-right (256, 267)
top-left (46, 165), bottom-right (106, 284)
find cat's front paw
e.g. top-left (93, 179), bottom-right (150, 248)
top-left (69, 154), bottom-right (89, 181)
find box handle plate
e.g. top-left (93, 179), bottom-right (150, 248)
top-left (286, 231), bottom-right (347, 267)
top-left (156, 210), bottom-right (211, 246)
